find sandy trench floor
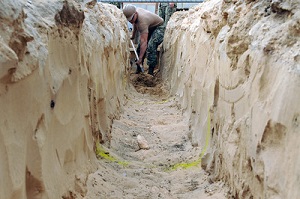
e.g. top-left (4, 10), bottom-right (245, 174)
top-left (84, 71), bottom-right (229, 199)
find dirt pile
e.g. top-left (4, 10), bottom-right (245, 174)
top-left (130, 71), bottom-right (169, 96)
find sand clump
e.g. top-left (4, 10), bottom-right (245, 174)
top-left (136, 134), bottom-right (150, 150)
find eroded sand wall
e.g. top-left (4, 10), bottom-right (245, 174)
top-left (162, 0), bottom-right (300, 198)
top-left (0, 1), bottom-right (129, 198)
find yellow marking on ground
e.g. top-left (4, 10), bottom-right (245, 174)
top-left (96, 142), bottom-right (129, 167)
top-left (169, 87), bottom-right (212, 171)
top-left (155, 99), bottom-right (169, 104)
top-left (169, 111), bottom-right (211, 170)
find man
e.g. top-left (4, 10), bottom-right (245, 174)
top-left (158, 3), bottom-right (177, 25)
top-left (123, 4), bottom-right (165, 76)
top-left (165, 3), bottom-right (177, 24)
top-left (158, 3), bottom-right (168, 21)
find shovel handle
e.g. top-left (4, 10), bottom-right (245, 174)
top-left (130, 40), bottom-right (144, 72)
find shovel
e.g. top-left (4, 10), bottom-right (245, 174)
top-left (130, 40), bottom-right (144, 73)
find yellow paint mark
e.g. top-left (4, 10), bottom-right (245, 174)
top-left (96, 142), bottom-right (129, 167)
top-left (122, 74), bottom-right (127, 87)
top-left (169, 109), bottom-right (211, 171)
top-left (95, 77), bottom-right (99, 97)
top-left (171, 159), bottom-right (201, 170)
top-left (156, 99), bottom-right (169, 104)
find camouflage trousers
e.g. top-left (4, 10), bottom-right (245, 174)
top-left (137, 25), bottom-right (166, 70)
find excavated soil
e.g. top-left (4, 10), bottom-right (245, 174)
top-left (84, 69), bottom-right (230, 198)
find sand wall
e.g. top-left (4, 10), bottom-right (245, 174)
top-left (0, 1), bottom-right (129, 198)
top-left (162, 0), bottom-right (300, 198)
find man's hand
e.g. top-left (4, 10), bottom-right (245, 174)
top-left (136, 59), bottom-right (142, 66)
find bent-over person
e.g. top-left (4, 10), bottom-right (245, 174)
top-left (123, 4), bottom-right (165, 76)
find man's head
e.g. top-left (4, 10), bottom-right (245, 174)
top-left (123, 4), bottom-right (136, 21)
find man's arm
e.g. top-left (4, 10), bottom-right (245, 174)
top-left (136, 33), bottom-right (148, 65)
top-left (130, 24), bottom-right (137, 40)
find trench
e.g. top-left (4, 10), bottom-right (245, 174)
top-left (84, 71), bottom-right (229, 198)
top-left (1, 1), bottom-right (299, 199)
